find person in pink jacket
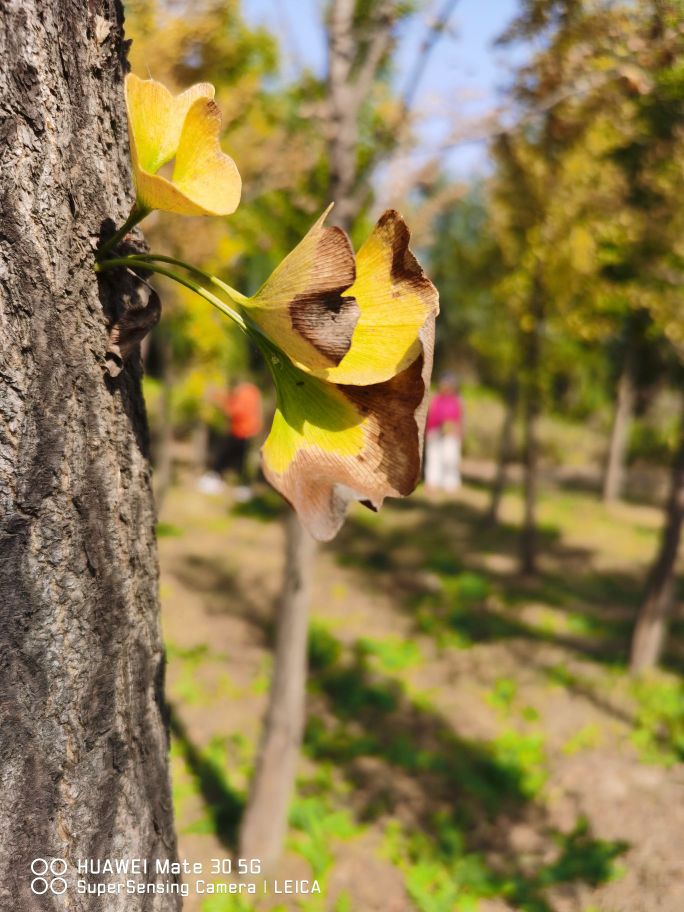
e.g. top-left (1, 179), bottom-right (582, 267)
top-left (425, 373), bottom-right (463, 493)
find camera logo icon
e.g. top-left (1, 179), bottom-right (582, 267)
top-left (31, 858), bottom-right (68, 895)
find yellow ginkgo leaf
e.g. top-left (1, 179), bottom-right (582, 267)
top-left (242, 208), bottom-right (438, 386)
top-left (325, 210), bottom-right (439, 384)
top-left (257, 301), bottom-right (435, 542)
top-left (125, 74), bottom-right (241, 217)
top-left (235, 207), bottom-right (438, 538)
top-left (245, 204), bottom-right (358, 374)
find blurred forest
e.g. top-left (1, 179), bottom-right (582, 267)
top-left (125, 1), bottom-right (684, 910)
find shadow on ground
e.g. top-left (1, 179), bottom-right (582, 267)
top-left (332, 494), bottom-right (684, 675)
top-left (170, 706), bottom-right (245, 848)
top-left (169, 551), bottom-right (276, 644)
top-left (303, 624), bottom-right (628, 912)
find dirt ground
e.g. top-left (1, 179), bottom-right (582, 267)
top-left (158, 470), bottom-right (684, 912)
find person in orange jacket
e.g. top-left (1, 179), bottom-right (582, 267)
top-left (198, 379), bottom-right (263, 500)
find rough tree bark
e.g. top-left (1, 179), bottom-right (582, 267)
top-left (602, 346), bottom-right (636, 503)
top-left (0, 2), bottom-right (178, 909)
top-left (630, 401), bottom-right (684, 673)
top-left (487, 376), bottom-right (518, 524)
top-left (238, 510), bottom-right (316, 871)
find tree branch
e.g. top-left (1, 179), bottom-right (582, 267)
top-left (351, 0), bottom-right (397, 109)
top-left (400, 0), bottom-right (461, 114)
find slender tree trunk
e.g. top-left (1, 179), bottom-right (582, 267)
top-left (487, 376), bottom-right (518, 524)
top-left (239, 0), bottom-right (369, 867)
top-left (602, 347), bottom-right (636, 503)
top-left (0, 3), bottom-right (178, 909)
top-left (239, 510), bottom-right (316, 871)
top-left (192, 422), bottom-right (210, 474)
top-left (519, 278), bottom-right (543, 576)
top-left (326, 0), bottom-right (396, 229)
top-left (326, 0), bottom-right (358, 230)
top-left (241, 0), bottom-right (406, 868)
top-left (520, 387), bottom-right (540, 576)
top-left (630, 404), bottom-right (684, 673)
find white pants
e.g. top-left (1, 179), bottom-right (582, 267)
top-left (425, 431), bottom-right (461, 491)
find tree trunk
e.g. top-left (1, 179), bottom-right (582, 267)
top-left (519, 279), bottom-right (543, 576)
top-left (325, 0), bottom-right (396, 231)
top-left (239, 0), bottom-right (365, 868)
top-left (487, 376), bottom-right (518, 524)
top-left (602, 347), bottom-right (635, 503)
top-left (239, 510), bottom-right (316, 871)
top-left (630, 405), bottom-right (684, 673)
top-left (239, 0), bottom-right (400, 869)
top-left (0, 3), bottom-right (178, 909)
top-left (520, 385), bottom-right (540, 576)
top-left (326, 0), bottom-right (358, 231)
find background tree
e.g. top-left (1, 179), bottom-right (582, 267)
top-left (488, 131), bottom-right (546, 573)
top-left (239, 0), bottom-right (403, 870)
top-left (487, 0), bottom-right (655, 570)
top-left (425, 186), bottom-right (516, 521)
top-left (617, 0), bottom-right (684, 671)
top-left (0, 1), bottom-right (178, 908)
top-left (125, 0), bottom-right (292, 483)
top-left (602, 315), bottom-right (641, 503)
top-left (239, 0), bottom-right (459, 870)
top-left (489, 0), bottom-right (684, 662)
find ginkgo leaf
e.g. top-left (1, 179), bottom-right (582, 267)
top-left (245, 204), bottom-right (359, 374)
top-left (242, 207), bottom-right (438, 386)
top-left (125, 74), bottom-right (241, 217)
top-left (258, 326), bottom-right (434, 542)
top-left (125, 74), bottom-right (214, 173)
top-left (324, 210), bottom-right (438, 384)
top-left (238, 207), bottom-right (438, 538)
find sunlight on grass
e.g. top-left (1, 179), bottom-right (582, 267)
top-left (562, 724), bottom-right (603, 756)
top-left (485, 677), bottom-right (518, 715)
top-left (631, 675), bottom-right (684, 766)
top-left (156, 520), bottom-right (184, 537)
top-left (157, 477), bottom-right (668, 911)
top-left (289, 792), bottom-right (362, 881)
top-left (356, 635), bottom-right (424, 672)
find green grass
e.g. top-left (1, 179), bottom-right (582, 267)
top-left (490, 729), bottom-right (548, 798)
top-left (172, 726), bottom-right (245, 841)
top-left (159, 474), bottom-right (678, 911)
top-left (171, 591), bottom-right (633, 910)
top-left (562, 723), bottom-right (602, 756)
top-left (289, 793), bottom-right (361, 879)
top-left (631, 675), bottom-right (684, 766)
top-left (302, 624), bottom-right (626, 909)
top-left (156, 520), bottom-right (184, 537)
top-left (167, 642), bottom-right (236, 706)
top-left (485, 677), bottom-right (518, 714)
top-left (356, 635), bottom-right (423, 672)
top-left (231, 489), bottom-right (286, 522)
top-left (383, 811), bottom-right (626, 912)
